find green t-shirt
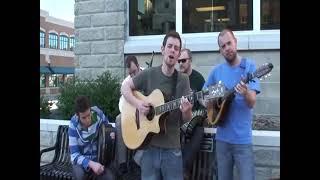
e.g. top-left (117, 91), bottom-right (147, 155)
top-left (132, 65), bottom-right (190, 148)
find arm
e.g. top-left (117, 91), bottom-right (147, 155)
top-left (235, 82), bottom-right (257, 108)
top-left (199, 69), bottom-right (216, 108)
top-left (68, 119), bottom-right (91, 171)
top-left (180, 75), bottom-right (193, 122)
top-left (235, 60), bottom-right (260, 108)
top-left (69, 119), bottom-right (105, 175)
top-left (121, 77), bottom-right (150, 115)
top-left (180, 96), bottom-right (192, 122)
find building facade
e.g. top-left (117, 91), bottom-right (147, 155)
top-left (73, 0), bottom-right (280, 116)
top-left (40, 9), bottom-right (75, 99)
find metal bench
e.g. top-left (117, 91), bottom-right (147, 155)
top-left (40, 124), bottom-right (116, 180)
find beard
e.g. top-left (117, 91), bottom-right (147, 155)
top-left (164, 56), bottom-right (176, 68)
top-left (224, 51), bottom-right (237, 64)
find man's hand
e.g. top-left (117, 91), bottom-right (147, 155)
top-left (110, 132), bottom-right (115, 139)
top-left (137, 100), bottom-right (151, 116)
top-left (235, 81), bottom-right (248, 96)
top-left (179, 96), bottom-right (192, 113)
top-left (180, 96), bottom-right (193, 122)
top-left (88, 161), bottom-right (105, 175)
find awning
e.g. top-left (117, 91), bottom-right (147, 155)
top-left (40, 66), bottom-right (51, 73)
top-left (40, 66), bottom-right (75, 74)
top-left (50, 67), bottom-right (75, 74)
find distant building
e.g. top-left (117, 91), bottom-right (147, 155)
top-left (40, 9), bottom-right (75, 99)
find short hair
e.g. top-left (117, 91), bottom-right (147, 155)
top-left (217, 28), bottom-right (236, 47)
top-left (162, 31), bottom-right (182, 50)
top-left (74, 95), bottom-right (91, 114)
top-left (181, 48), bottom-right (192, 61)
top-left (125, 55), bottom-right (139, 68)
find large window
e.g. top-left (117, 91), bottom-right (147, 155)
top-left (261, 0), bottom-right (280, 29)
top-left (59, 35), bottom-right (69, 50)
top-left (66, 74), bottom-right (74, 83)
top-left (48, 74), bottom-right (57, 87)
top-left (49, 33), bottom-right (58, 49)
top-left (129, 0), bottom-right (280, 36)
top-left (129, 0), bottom-right (176, 36)
top-left (40, 31), bottom-right (45, 48)
top-left (48, 74), bottom-right (65, 87)
top-left (69, 37), bottom-right (75, 51)
top-left (183, 0), bottom-right (252, 33)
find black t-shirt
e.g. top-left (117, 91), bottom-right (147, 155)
top-left (189, 69), bottom-right (205, 111)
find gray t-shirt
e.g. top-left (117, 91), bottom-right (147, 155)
top-left (132, 65), bottom-right (190, 148)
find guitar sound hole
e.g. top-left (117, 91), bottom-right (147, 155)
top-left (146, 106), bottom-right (155, 121)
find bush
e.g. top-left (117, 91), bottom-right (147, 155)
top-left (58, 71), bottom-right (121, 122)
top-left (40, 96), bottom-right (51, 118)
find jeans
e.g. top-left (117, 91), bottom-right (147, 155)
top-left (215, 140), bottom-right (255, 180)
top-left (140, 146), bottom-right (183, 180)
top-left (72, 164), bottom-right (115, 180)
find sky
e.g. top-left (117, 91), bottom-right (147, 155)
top-left (40, 0), bottom-right (74, 22)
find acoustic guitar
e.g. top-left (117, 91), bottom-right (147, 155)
top-left (120, 83), bottom-right (226, 149)
top-left (207, 62), bottom-right (274, 126)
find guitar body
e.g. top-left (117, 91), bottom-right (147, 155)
top-left (120, 89), bottom-right (167, 150)
top-left (207, 94), bottom-right (234, 126)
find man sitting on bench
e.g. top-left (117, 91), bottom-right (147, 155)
top-left (68, 95), bottom-right (115, 180)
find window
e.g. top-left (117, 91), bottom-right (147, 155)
top-left (66, 74), bottom-right (74, 83)
top-left (261, 0), bottom-right (280, 29)
top-left (40, 74), bottom-right (46, 88)
top-left (49, 33), bottom-right (58, 49)
top-left (69, 37), bottom-right (75, 51)
top-left (40, 31), bottom-right (45, 48)
top-left (183, 0), bottom-right (252, 33)
top-left (129, 0), bottom-right (176, 36)
top-left (57, 74), bottom-right (64, 86)
top-left (126, 0), bottom-right (279, 53)
top-left (59, 35), bottom-right (69, 50)
top-left (48, 74), bottom-right (56, 87)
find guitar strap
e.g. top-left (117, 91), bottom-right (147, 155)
top-left (171, 69), bottom-right (178, 101)
top-left (239, 57), bottom-right (248, 76)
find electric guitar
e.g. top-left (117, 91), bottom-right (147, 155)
top-left (120, 83), bottom-right (226, 150)
top-left (207, 62), bottom-right (274, 126)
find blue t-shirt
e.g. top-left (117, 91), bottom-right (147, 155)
top-left (203, 58), bottom-right (260, 144)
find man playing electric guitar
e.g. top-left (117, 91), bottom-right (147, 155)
top-left (121, 31), bottom-right (193, 180)
top-left (202, 29), bottom-right (261, 180)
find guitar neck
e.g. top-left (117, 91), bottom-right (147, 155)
top-left (154, 91), bottom-right (203, 115)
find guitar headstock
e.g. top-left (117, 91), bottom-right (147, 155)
top-left (202, 81), bottom-right (226, 100)
top-left (245, 63), bottom-right (274, 83)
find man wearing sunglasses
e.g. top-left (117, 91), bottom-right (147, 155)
top-left (178, 48), bottom-right (206, 179)
top-left (178, 48), bottom-right (205, 94)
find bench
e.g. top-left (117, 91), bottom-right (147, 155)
top-left (40, 124), bottom-right (116, 180)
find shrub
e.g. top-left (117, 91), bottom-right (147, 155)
top-left (58, 71), bottom-right (121, 122)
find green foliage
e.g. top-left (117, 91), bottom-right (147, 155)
top-left (40, 96), bottom-right (51, 118)
top-left (58, 71), bottom-right (121, 122)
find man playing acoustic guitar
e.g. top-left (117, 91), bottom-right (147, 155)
top-left (202, 29), bottom-right (261, 180)
top-left (121, 31), bottom-right (193, 180)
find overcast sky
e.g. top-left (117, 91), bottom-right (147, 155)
top-left (40, 0), bottom-right (74, 22)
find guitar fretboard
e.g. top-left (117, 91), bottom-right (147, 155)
top-left (154, 91), bottom-right (203, 115)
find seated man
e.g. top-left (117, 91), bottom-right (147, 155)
top-left (68, 95), bottom-right (115, 180)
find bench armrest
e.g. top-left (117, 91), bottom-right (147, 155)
top-left (40, 145), bottom-right (56, 162)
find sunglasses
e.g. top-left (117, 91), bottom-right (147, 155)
top-left (178, 59), bottom-right (188, 64)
